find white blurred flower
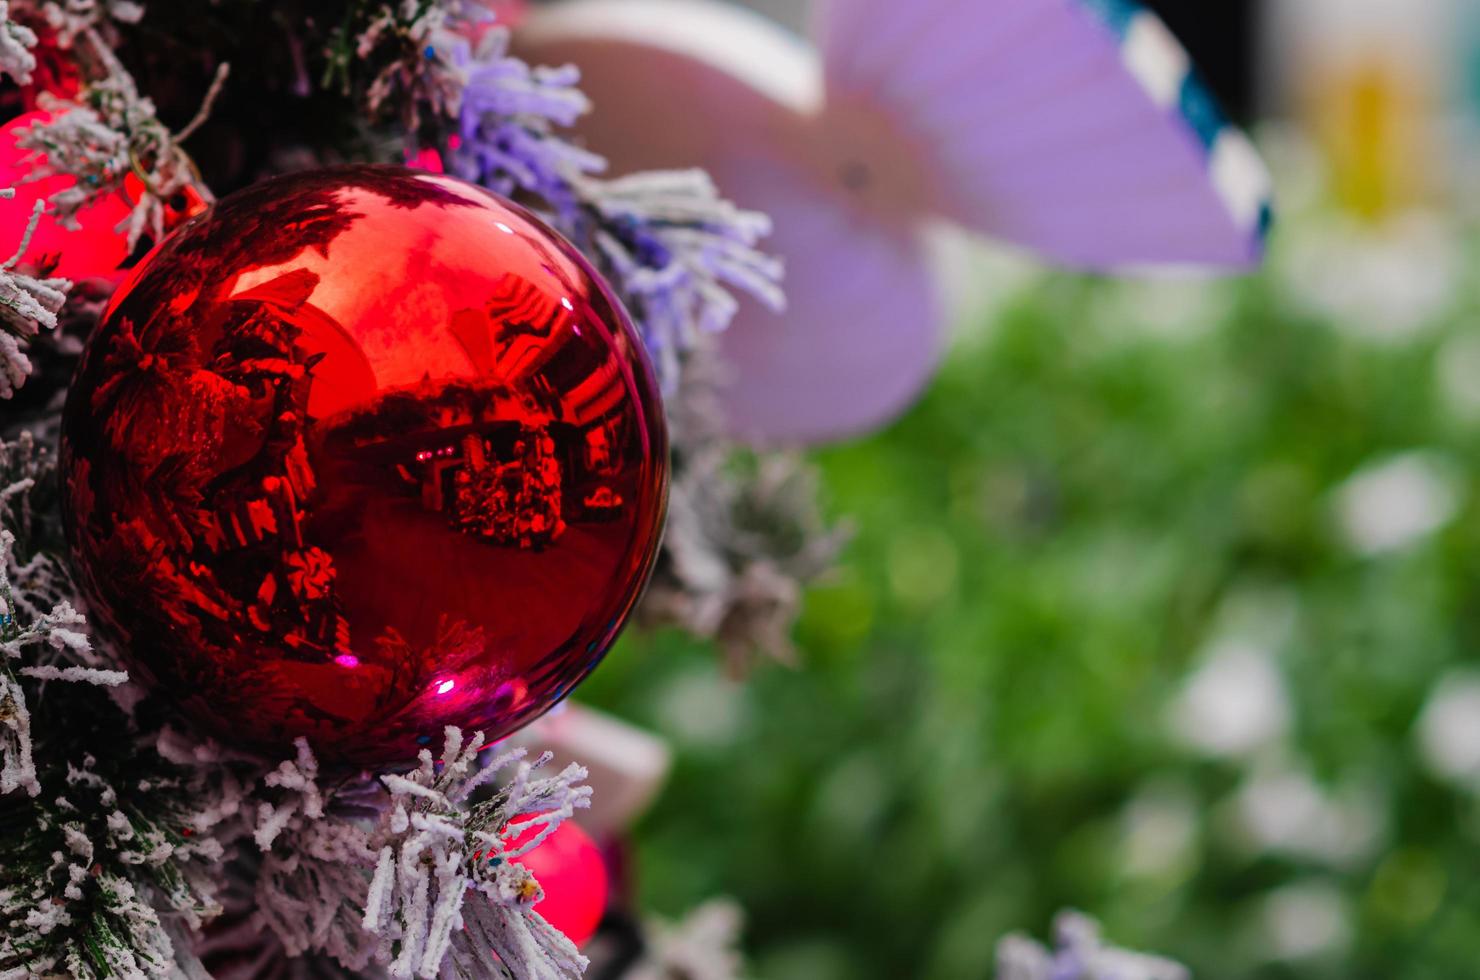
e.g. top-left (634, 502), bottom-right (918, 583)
top-left (1228, 762), bottom-right (1385, 866)
top-left (1169, 639), bottom-right (1291, 758)
top-left (1333, 450), bottom-right (1462, 555)
top-left (1278, 211), bottom-right (1460, 341)
top-left (654, 667), bottom-right (749, 749)
top-left (1258, 882), bottom-right (1352, 961)
top-left (1097, 277), bottom-right (1236, 340)
top-left (1415, 670), bottom-right (1480, 792)
top-left (1120, 782), bottom-right (1199, 879)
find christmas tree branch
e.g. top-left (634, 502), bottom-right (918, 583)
top-left (0, 192), bottom-right (71, 400)
top-left (643, 343), bottom-right (847, 672)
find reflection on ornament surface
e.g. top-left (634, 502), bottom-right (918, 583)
top-left (61, 165), bottom-right (668, 763)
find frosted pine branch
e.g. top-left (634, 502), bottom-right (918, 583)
top-left (581, 171), bottom-right (783, 390)
top-left (0, 527), bottom-right (118, 797)
top-left (0, 2), bottom-right (38, 83)
top-left (0, 433), bottom-right (91, 635)
top-left (36, 0), bottom-right (145, 48)
top-left (0, 751), bottom-right (237, 980)
top-left (640, 345), bottom-right (846, 672)
top-left (996, 912), bottom-right (1189, 980)
top-left (245, 729), bottom-right (594, 980)
top-left (448, 23), bottom-right (600, 221)
top-left (0, 191), bottom-right (71, 400)
top-left (364, 728), bottom-right (592, 980)
top-left (250, 738), bottom-right (383, 972)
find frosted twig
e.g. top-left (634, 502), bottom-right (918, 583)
top-left (0, 527), bottom-right (110, 796)
top-left (175, 61), bottom-right (231, 143)
top-left (581, 171), bottom-right (783, 390)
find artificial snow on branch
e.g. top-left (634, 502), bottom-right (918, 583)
top-left (245, 728), bottom-right (595, 980)
top-left (249, 739), bottom-right (383, 973)
top-left (34, 0), bottom-right (145, 49)
top-left (364, 729), bottom-right (592, 980)
top-left (0, 433), bottom-right (118, 797)
top-left (0, 1), bottom-right (38, 83)
top-left (0, 191), bottom-right (71, 400)
top-left (996, 912), bottom-right (1189, 980)
top-left (0, 739), bottom-right (245, 980)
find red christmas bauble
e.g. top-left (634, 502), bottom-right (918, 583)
top-left (60, 165), bottom-right (668, 763)
top-left (0, 111), bottom-right (132, 282)
top-left (509, 816), bottom-right (609, 946)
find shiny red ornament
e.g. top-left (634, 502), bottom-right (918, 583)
top-left (61, 165), bottom-right (668, 764)
top-left (0, 111), bottom-right (132, 281)
top-left (508, 816), bottom-right (609, 946)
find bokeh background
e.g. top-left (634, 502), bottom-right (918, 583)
top-left (565, 1), bottom-right (1480, 977)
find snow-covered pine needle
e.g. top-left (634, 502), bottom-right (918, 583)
top-left (364, 727), bottom-right (592, 980)
top-left (0, 190), bottom-right (70, 400)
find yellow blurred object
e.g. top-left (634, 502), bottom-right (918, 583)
top-left (1305, 58), bottom-right (1437, 218)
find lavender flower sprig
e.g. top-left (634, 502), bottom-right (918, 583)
top-left (354, 3), bottom-right (784, 391)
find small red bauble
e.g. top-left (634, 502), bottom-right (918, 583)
top-left (509, 817), bottom-right (609, 946)
top-left (0, 111), bottom-right (132, 281)
top-left (61, 165), bottom-right (668, 763)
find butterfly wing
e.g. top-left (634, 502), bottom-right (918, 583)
top-left (816, 0), bottom-right (1272, 269)
top-left (518, 0), bottom-right (949, 444)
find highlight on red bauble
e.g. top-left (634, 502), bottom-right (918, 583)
top-left (507, 816), bottom-right (609, 946)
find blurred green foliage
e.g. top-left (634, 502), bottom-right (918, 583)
top-left (580, 243), bottom-right (1480, 980)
